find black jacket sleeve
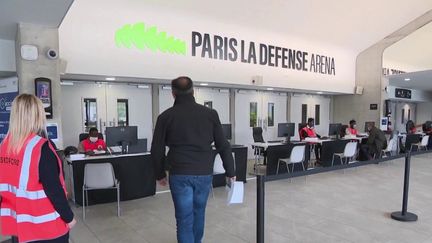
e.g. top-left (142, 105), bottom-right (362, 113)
top-left (212, 110), bottom-right (235, 177)
top-left (151, 115), bottom-right (167, 180)
top-left (39, 142), bottom-right (74, 223)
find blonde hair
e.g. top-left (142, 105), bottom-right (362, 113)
top-left (4, 94), bottom-right (47, 154)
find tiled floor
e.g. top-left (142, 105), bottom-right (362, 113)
top-left (2, 154), bottom-right (432, 243)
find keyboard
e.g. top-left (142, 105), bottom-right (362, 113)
top-left (267, 140), bottom-right (284, 143)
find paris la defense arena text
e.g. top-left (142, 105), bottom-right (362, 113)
top-left (191, 31), bottom-right (336, 76)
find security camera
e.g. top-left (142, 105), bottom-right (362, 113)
top-left (46, 49), bottom-right (58, 60)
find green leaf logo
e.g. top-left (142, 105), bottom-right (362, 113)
top-left (115, 22), bottom-right (186, 55)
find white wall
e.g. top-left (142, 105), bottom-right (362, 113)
top-left (158, 86), bottom-right (230, 124)
top-left (61, 82), bottom-right (153, 148)
top-left (394, 102), bottom-right (417, 133)
top-left (59, 0), bottom-right (356, 94)
top-left (290, 94), bottom-right (331, 139)
top-left (194, 87), bottom-right (230, 124)
top-left (0, 39), bottom-right (16, 72)
top-left (416, 102), bottom-right (432, 125)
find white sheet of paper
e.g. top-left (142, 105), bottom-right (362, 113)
top-left (227, 181), bottom-right (244, 205)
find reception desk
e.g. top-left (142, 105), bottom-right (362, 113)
top-left (68, 153), bottom-right (155, 206)
top-left (68, 145), bottom-right (248, 205)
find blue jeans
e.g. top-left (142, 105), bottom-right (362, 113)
top-left (169, 175), bottom-right (213, 243)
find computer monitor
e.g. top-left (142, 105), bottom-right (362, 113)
top-left (329, 123), bottom-right (342, 137)
top-left (221, 124), bottom-right (232, 140)
top-left (278, 123), bottom-right (295, 138)
top-left (128, 138), bottom-right (147, 153)
top-left (278, 123), bottom-right (295, 143)
top-left (106, 126), bottom-right (138, 147)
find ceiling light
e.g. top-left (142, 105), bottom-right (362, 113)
top-left (266, 88), bottom-right (274, 91)
top-left (60, 81), bottom-right (74, 86)
top-left (137, 85), bottom-right (149, 89)
top-left (105, 77), bottom-right (116, 81)
top-left (200, 83), bottom-right (209, 86)
top-left (404, 78), bottom-right (411, 81)
top-left (317, 91), bottom-right (323, 94)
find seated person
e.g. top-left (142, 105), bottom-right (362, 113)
top-left (78, 127), bottom-right (107, 155)
top-left (300, 118), bottom-right (322, 163)
top-left (345, 119), bottom-right (358, 136)
top-left (361, 123), bottom-right (387, 160)
top-left (406, 120), bottom-right (417, 134)
top-left (423, 122), bottom-right (432, 135)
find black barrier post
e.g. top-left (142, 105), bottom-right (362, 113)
top-left (257, 174), bottom-right (265, 243)
top-left (391, 152), bottom-right (418, 222)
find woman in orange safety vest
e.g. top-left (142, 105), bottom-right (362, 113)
top-left (0, 94), bottom-right (76, 243)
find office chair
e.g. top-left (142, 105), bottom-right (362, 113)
top-left (79, 133), bottom-right (104, 142)
top-left (252, 127), bottom-right (265, 143)
top-left (83, 163), bottom-right (120, 219)
top-left (381, 137), bottom-right (397, 158)
top-left (252, 127), bottom-right (266, 165)
top-left (277, 145), bottom-right (306, 175)
top-left (332, 142), bottom-right (357, 166)
top-left (340, 125), bottom-right (348, 138)
top-left (410, 135), bottom-right (430, 152)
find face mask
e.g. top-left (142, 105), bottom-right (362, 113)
top-left (89, 136), bottom-right (98, 143)
top-left (352, 124), bottom-right (357, 129)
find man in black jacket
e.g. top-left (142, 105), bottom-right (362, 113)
top-left (151, 76), bottom-right (235, 243)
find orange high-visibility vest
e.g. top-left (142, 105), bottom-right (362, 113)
top-left (347, 127), bottom-right (358, 135)
top-left (0, 134), bottom-right (69, 242)
top-left (300, 126), bottom-right (317, 140)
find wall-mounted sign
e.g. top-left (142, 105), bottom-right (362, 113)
top-left (395, 88), bottom-right (412, 99)
top-left (370, 104), bottom-right (378, 110)
top-left (35, 77), bottom-right (53, 119)
top-left (115, 22), bottom-right (336, 76)
top-left (0, 77), bottom-right (18, 142)
top-left (382, 68), bottom-right (405, 76)
top-left (46, 123), bottom-right (58, 141)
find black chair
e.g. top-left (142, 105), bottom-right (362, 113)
top-left (79, 133), bottom-right (104, 142)
top-left (252, 127), bottom-right (265, 143)
top-left (252, 127), bottom-right (266, 165)
top-left (340, 125), bottom-right (348, 138)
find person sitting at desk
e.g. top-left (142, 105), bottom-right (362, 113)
top-left (300, 118), bottom-right (322, 163)
top-left (361, 123), bottom-right (387, 160)
top-left (78, 127), bottom-right (107, 154)
top-left (346, 120), bottom-right (358, 136)
top-left (406, 120), bottom-right (417, 134)
top-left (423, 122), bottom-right (432, 135)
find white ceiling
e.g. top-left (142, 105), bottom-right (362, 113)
top-left (388, 70), bottom-right (432, 91)
top-left (0, 0), bottom-right (74, 40)
top-left (139, 0), bottom-right (432, 53)
top-left (384, 21), bottom-right (432, 72)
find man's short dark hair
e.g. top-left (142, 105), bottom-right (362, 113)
top-left (307, 118), bottom-right (314, 123)
top-left (349, 120), bottom-right (356, 125)
top-left (89, 127), bottom-right (98, 134)
top-left (171, 76), bottom-right (193, 96)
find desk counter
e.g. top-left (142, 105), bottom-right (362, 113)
top-left (69, 153), bottom-right (155, 206)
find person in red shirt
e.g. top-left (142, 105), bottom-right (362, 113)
top-left (346, 120), bottom-right (358, 136)
top-left (300, 118), bottom-right (322, 163)
top-left (78, 128), bottom-right (106, 154)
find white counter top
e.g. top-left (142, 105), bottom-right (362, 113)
top-left (67, 152), bottom-right (150, 162)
